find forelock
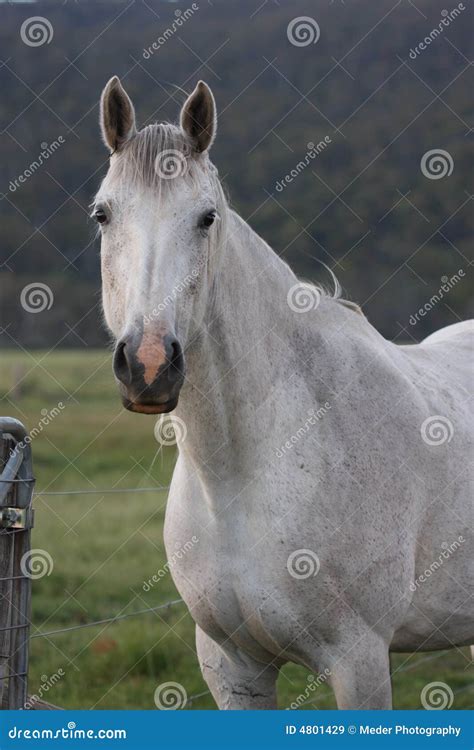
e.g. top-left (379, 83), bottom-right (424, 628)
top-left (104, 123), bottom-right (218, 194)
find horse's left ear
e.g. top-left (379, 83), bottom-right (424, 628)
top-left (180, 81), bottom-right (216, 153)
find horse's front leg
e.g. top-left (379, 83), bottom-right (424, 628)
top-left (196, 625), bottom-right (279, 709)
top-left (327, 634), bottom-right (392, 709)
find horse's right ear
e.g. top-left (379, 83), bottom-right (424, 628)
top-left (100, 76), bottom-right (136, 153)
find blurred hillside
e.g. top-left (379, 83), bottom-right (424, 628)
top-left (0, 0), bottom-right (472, 348)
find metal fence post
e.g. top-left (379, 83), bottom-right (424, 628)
top-left (0, 418), bottom-right (35, 710)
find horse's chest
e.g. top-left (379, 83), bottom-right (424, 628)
top-left (165, 499), bottom-right (289, 657)
top-left (175, 560), bottom-right (287, 661)
top-left (166, 522), bottom-right (243, 629)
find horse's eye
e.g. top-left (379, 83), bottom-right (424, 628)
top-left (200, 210), bottom-right (216, 229)
top-left (94, 207), bottom-right (108, 225)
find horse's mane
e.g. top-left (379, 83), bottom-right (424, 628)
top-left (300, 269), bottom-right (364, 316)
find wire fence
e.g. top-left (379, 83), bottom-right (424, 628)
top-left (0, 418), bottom-right (35, 710)
top-left (1, 418), bottom-right (472, 711)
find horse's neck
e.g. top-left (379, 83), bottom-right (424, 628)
top-left (175, 212), bottom-right (288, 467)
top-left (175, 210), bottom-right (371, 477)
top-left (208, 209), bottom-right (299, 349)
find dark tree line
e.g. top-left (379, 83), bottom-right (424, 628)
top-left (0, 0), bottom-right (472, 348)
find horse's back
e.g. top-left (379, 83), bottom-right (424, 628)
top-left (420, 319), bottom-right (474, 347)
top-left (399, 319), bottom-right (473, 396)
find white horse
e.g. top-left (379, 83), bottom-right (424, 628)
top-left (95, 77), bottom-right (473, 709)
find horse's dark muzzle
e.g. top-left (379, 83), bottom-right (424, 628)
top-left (113, 331), bottom-right (185, 414)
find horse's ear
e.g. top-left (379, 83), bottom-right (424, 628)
top-left (180, 81), bottom-right (216, 153)
top-left (100, 76), bottom-right (136, 153)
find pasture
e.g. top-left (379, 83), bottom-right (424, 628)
top-left (0, 349), bottom-right (472, 709)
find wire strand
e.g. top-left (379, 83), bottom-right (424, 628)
top-left (34, 486), bottom-right (170, 497)
top-left (30, 599), bottom-right (184, 639)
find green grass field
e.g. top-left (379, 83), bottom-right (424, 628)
top-left (0, 350), bottom-right (472, 709)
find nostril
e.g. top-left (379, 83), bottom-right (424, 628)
top-left (167, 338), bottom-right (185, 377)
top-left (113, 340), bottom-right (132, 386)
top-left (169, 340), bottom-right (180, 364)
